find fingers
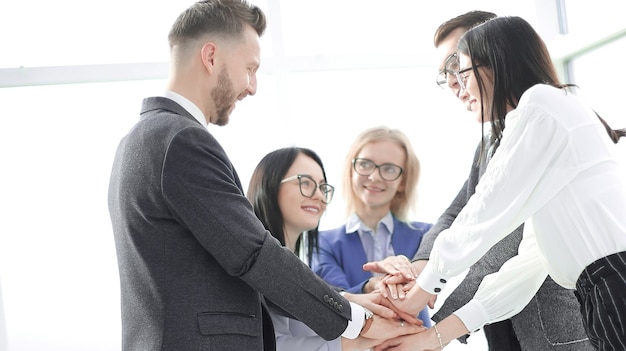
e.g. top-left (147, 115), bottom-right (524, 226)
top-left (428, 294), bottom-right (437, 309)
top-left (373, 337), bottom-right (400, 351)
top-left (366, 296), bottom-right (400, 319)
top-left (378, 294), bottom-right (424, 326)
top-left (363, 255), bottom-right (416, 278)
top-left (379, 274), bottom-right (410, 298)
top-left (373, 333), bottom-right (427, 351)
top-left (392, 255), bottom-right (418, 280)
top-left (400, 280), bottom-right (416, 295)
top-left (378, 297), bottom-right (420, 325)
top-left (348, 290), bottom-right (405, 320)
top-left (362, 261), bottom-right (382, 273)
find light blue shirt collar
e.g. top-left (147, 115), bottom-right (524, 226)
top-left (346, 212), bottom-right (395, 263)
top-left (345, 212), bottom-right (394, 235)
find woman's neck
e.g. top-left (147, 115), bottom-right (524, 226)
top-left (356, 207), bottom-right (389, 231)
top-left (283, 228), bottom-right (300, 253)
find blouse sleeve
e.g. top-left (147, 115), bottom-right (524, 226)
top-left (452, 222), bottom-right (548, 331)
top-left (418, 102), bottom-right (577, 293)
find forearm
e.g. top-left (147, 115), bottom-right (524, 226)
top-left (427, 315), bottom-right (470, 350)
top-left (455, 236), bottom-right (548, 332)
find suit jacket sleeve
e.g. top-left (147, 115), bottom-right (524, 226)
top-left (313, 229), bottom-right (363, 293)
top-left (162, 126), bottom-right (351, 340)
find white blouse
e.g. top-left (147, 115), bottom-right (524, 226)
top-left (417, 84), bottom-right (626, 332)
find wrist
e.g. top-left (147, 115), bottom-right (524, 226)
top-left (362, 277), bottom-right (378, 293)
top-left (433, 324), bottom-right (447, 349)
top-left (361, 279), bottom-right (370, 293)
top-left (360, 308), bottom-right (374, 335)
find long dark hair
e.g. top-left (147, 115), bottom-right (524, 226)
top-left (246, 147), bottom-right (327, 265)
top-left (458, 16), bottom-right (625, 161)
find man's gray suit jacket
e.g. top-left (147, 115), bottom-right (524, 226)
top-left (414, 139), bottom-right (592, 350)
top-left (108, 97), bottom-right (351, 351)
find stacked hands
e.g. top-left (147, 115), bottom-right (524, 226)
top-left (345, 255), bottom-right (442, 351)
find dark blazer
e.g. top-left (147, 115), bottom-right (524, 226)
top-left (414, 140), bottom-right (592, 350)
top-left (108, 97), bottom-right (352, 351)
top-left (313, 217), bottom-right (432, 327)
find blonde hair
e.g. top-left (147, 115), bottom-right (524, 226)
top-left (342, 126), bottom-right (420, 222)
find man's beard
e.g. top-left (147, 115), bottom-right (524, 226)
top-left (211, 68), bottom-right (236, 126)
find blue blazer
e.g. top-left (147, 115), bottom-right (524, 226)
top-left (313, 217), bottom-right (433, 326)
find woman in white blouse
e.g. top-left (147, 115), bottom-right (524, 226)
top-left (372, 16), bottom-right (626, 351)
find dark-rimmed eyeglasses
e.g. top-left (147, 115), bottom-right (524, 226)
top-left (435, 53), bottom-right (459, 89)
top-left (280, 174), bottom-right (335, 204)
top-left (352, 158), bottom-right (404, 181)
top-left (455, 65), bottom-right (483, 91)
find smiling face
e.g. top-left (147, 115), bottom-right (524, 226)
top-left (278, 153), bottom-right (328, 251)
top-left (207, 24), bottom-right (261, 126)
top-left (457, 53), bottom-right (493, 123)
top-left (351, 140), bottom-right (406, 216)
top-left (436, 27), bottom-right (466, 98)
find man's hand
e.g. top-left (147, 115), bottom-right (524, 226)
top-left (343, 291), bottom-right (420, 325)
top-left (360, 314), bottom-right (427, 340)
top-left (363, 258), bottom-right (428, 300)
top-left (372, 331), bottom-right (431, 351)
top-left (382, 282), bottom-right (437, 316)
top-left (362, 255), bottom-right (418, 280)
top-left (341, 335), bottom-right (385, 351)
top-left (374, 315), bottom-right (470, 351)
top-left (380, 260), bottom-right (427, 299)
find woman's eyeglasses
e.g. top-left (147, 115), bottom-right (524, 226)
top-left (352, 158), bottom-right (403, 181)
top-left (455, 66), bottom-right (480, 91)
top-left (280, 174), bottom-right (335, 204)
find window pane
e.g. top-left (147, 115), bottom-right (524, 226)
top-left (568, 36), bottom-right (626, 175)
top-left (273, 0), bottom-right (540, 57)
top-left (0, 0), bottom-right (269, 68)
top-left (563, 0), bottom-right (623, 35)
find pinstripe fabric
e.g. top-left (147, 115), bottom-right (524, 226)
top-left (575, 251), bottom-right (626, 351)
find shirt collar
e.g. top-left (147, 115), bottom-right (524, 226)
top-left (163, 90), bottom-right (207, 127)
top-left (346, 212), bottom-right (394, 234)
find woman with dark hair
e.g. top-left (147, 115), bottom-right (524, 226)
top-left (247, 147), bottom-right (328, 265)
top-left (248, 147), bottom-right (419, 351)
top-left (374, 16), bottom-right (626, 351)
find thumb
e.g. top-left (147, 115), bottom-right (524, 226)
top-left (363, 261), bottom-right (382, 273)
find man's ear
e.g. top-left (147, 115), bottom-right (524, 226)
top-left (200, 42), bottom-right (217, 73)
